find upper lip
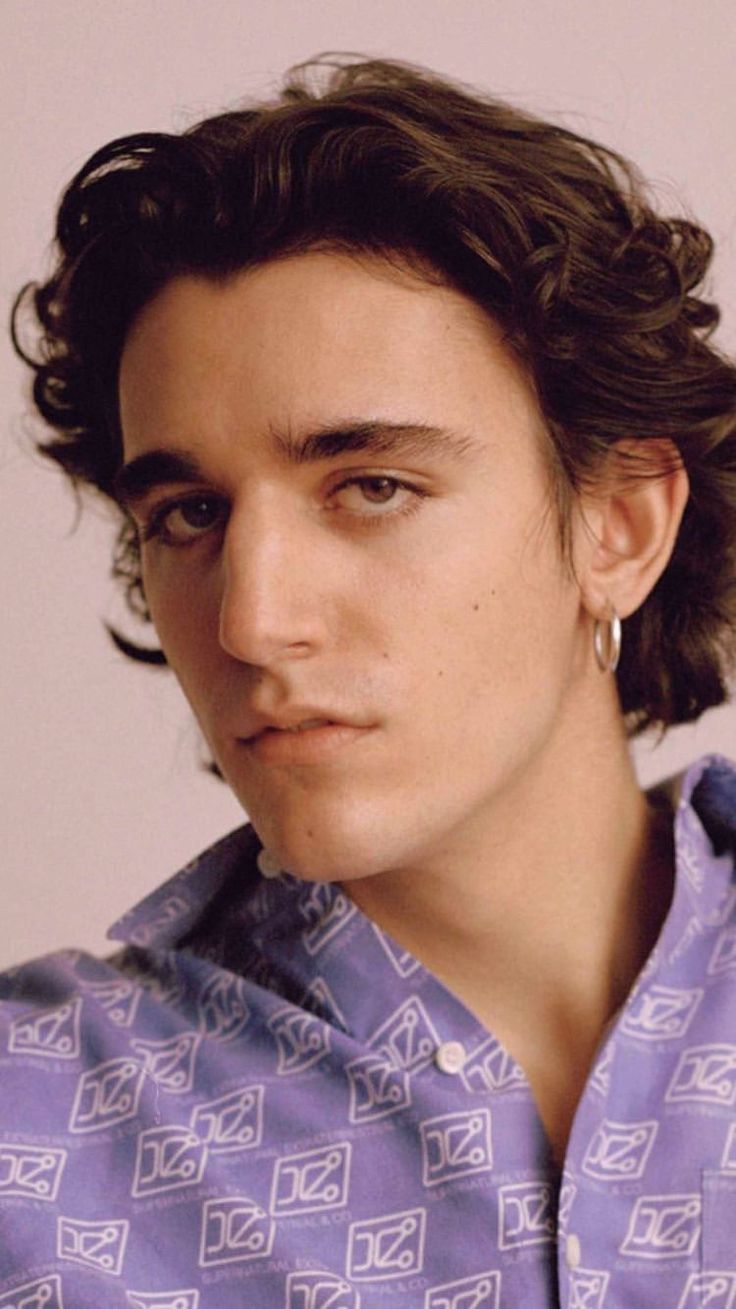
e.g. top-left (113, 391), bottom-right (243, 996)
top-left (241, 706), bottom-right (369, 741)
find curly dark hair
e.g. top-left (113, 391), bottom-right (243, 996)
top-left (11, 53), bottom-right (736, 773)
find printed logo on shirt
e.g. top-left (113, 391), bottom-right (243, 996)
top-left (57, 1215), bottom-right (129, 1275)
top-left (668, 916), bottom-right (705, 967)
top-left (425, 1269), bottom-right (501, 1308)
top-left (346, 1050), bottom-right (412, 1124)
top-left (459, 1037), bottom-right (527, 1096)
top-left (371, 924), bottom-right (424, 979)
top-left (131, 1124), bottom-right (207, 1197)
top-left (126, 1293), bottom-right (200, 1309)
top-left (368, 998), bottom-right (439, 1074)
top-left (302, 977), bottom-right (349, 1030)
top-left (558, 1181), bottom-right (577, 1233)
top-left (83, 978), bottom-right (142, 1028)
top-left (8, 995), bottom-right (82, 1059)
top-left (0, 1144), bottom-right (66, 1202)
top-left (678, 813), bottom-right (706, 893)
top-left (198, 1195), bottom-right (274, 1266)
top-left (618, 1193), bottom-right (701, 1260)
top-left (568, 1268), bottom-right (610, 1309)
top-left (581, 1119), bottom-right (659, 1182)
top-left (271, 1141), bottom-right (352, 1216)
top-left (346, 1206), bottom-right (426, 1281)
top-left (190, 1083), bottom-right (264, 1153)
top-left (708, 927), bottom-right (736, 977)
top-left (706, 887), bottom-right (736, 930)
top-left (676, 1272), bottom-right (736, 1308)
top-left (68, 1056), bottom-right (146, 1133)
top-left (285, 1270), bottom-right (360, 1308)
top-left (619, 986), bottom-right (703, 1041)
top-left (498, 1181), bottom-right (556, 1250)
top-left (0, 1275), bottom-right (63, 1309)
top-left (588, 1040), bottom-right (615, 1097)
top-left (268, 1007), bottom-right (331, 1076)
top-left (131, 1032), bottom-right (201, 1094)
top-left (127, 893), bottom-right (192, 948)
top-left (300, 883), bottom-right (357, 955)
top-left (665, 1045), bottom-right (736, 1107)
top-left (196, 972), bottom-right (250, 1042)
top-left (721, 1123), bottom-right (736, 1171)
top-left (419, 1108), bottom-right (493, 1188)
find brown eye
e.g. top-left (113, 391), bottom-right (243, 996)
top-left (357, 477), bottom-right (400, 503)
top-left (175, 498), bottom-right (222, 528)
top-left (143, 495), bottom-right (226, 546)
top-left (329, 474), bottom-right (429, 529)
top-left (333, 476), bottom-right (404, 510)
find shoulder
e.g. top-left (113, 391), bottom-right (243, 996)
top-left (0, 816), bottom-right (266, 1140)
top-left (0, 948), bottom-right (146, 1138)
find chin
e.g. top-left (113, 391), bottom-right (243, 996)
top-left (261, 833), bottom-right (379, 885)
top-left (219, 751), bottom-right (422, 881)
top-left (247, 800), bottom-right (398, 885)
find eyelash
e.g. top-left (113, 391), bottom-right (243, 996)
top-left (140, 475), bottom-right (429, 548)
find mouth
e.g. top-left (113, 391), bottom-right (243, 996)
top-left (256, 718), bottom-right (336, 736)
top-left (242, 721), bottom-right (375, 764)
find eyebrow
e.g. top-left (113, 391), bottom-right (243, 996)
top-left (112, 420), bottom-right (484, 511)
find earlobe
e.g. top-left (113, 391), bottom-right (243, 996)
top-left (578, 437), bottom-right (690, 624)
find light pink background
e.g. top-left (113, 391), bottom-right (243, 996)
top-left (2, 0), bottom-right (735, 967)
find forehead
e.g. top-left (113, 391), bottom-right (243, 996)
top-left (118, 251), bottom-right (545, 459)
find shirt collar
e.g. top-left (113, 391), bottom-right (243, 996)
top-left (107, 751), bottom-right (736, 954)
top-left (107, 822), bottom-right (261, 950)
top-left (668, 750), bottom-right (736, 926)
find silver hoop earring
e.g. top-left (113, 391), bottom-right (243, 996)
top-left (593, 604), bottom-right (622, 673)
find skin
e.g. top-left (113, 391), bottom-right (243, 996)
top-left (118, 251), bottom-right (689, 1162)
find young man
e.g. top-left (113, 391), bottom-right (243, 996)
top-left (3, 55), bottom-right (736, 1306)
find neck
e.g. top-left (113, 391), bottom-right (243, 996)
top-left (339, 682), bottom-right (676, 1047)
top-left (339, 677), bottom-right (676, 1166)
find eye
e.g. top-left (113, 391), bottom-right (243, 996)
top-left (141, 494), bottom-right (226, 546)
top-left (331, 475), bottom-right (424, 520)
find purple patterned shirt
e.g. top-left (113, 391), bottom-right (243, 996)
top-left (1, 753), bottom-right (735, 1307)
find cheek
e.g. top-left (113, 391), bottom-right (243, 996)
top-left (143, 567), bottom-right (216, 686)
top-left (407, 532), bottom-right (574, 708)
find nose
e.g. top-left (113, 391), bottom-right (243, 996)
top-left (217, 497), bottom-right (329, 665)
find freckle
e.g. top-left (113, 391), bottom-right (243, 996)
top-left (473, 604), bottom-right (480, 612)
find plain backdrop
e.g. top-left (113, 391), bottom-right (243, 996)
top-left (2, 0), bottom-right (735, 968)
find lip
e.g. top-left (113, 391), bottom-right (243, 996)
top-left (242, 722), bottom-right (374, 764)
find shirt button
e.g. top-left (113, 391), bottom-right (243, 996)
top-left (565, 1233), bottom-right (582, 1269)
top-left (434, 1041), bottom-right (467, 1074)
top-left (257, 848), bottom-right (282, 879)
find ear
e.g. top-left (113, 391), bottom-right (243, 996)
top-left (575, 438), bottom-right (690, 622)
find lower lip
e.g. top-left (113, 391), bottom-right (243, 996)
top-left (243, 723), bottom-right (374, 764)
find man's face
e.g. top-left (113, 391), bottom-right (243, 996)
top-left (119, 252), bottom-right (589, 882)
